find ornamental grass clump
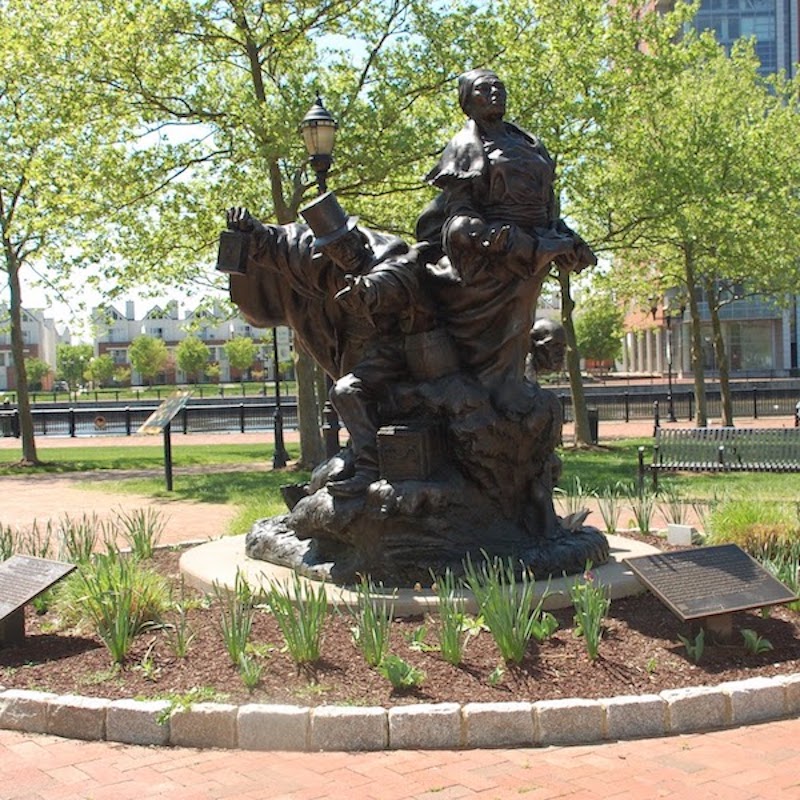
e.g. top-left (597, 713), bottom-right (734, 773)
top-left (569, 564), bottom-right (610, 661)
top-left (214, 570), bottom-right (255, 666)
top-left (595, 483), bottom-right (623, 535)
top-left (57, 513), bottom-right (99, 565)
top-left (432, 568), bottom-right (472, 666)
top-left (347, 574), bottom-right (394, 668)
top-left (60, 550), bottom-right (170, 664)
top-left (463, 554), bottom-right (556, 664)
top-left (265, 571), bottom-right (328, 665)
top-left (116, 507), bottom-right (165, 560)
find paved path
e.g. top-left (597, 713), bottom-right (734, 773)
top-left (1, 718), bottom-right (800, 799)
top-left (1, 422), bottom-right (799, 799)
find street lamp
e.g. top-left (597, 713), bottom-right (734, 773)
top-left (664, 306), bottom-right (677, 423)
top-left (299, 94), bottom-right (341, 458)
top-left (271, 327), bottom-right (289, 469)
top-left (299, 95), bottom-right (338, 194)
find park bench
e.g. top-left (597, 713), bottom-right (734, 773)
top-left (637, 426), bottom-right (800, 491)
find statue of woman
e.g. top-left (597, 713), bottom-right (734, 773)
top-left (423, 69), bottom-right (595, 391)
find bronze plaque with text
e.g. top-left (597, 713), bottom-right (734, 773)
top-left (624, 544), bottom-right (797, 621)
top-left (0, 555), bottom-right (76, 623)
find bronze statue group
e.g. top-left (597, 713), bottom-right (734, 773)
top-left (223, 70), bottom-right (608, 584)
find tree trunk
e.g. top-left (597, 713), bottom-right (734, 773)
top-left (558, 269), bottom-right (591, 445)
top-left (706, 278), bottom-right (733, 427)
top-left (684, 245), bottom-right (708, 427)
top-left (6, 249), bottom-right (39, 465)
top-left (294, 345), bottom-right (324, 469)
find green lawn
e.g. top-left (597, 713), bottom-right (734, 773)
top-left (560, 439), bottom-right (800, 502)
top-left (4, 437), bottom-right (798, 535)
top-left (0, 442), bottom-right (301, 474)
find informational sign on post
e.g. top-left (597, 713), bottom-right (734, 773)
top-left (137, 390), bottom-right (192, 491)
top-left (0, 556), bottom-right (76, 646)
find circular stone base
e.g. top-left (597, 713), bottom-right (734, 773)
top-left (180, 533), bottom-right (661, 614)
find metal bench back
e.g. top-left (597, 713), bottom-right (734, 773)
top-left (655, 427), bottom-right (800, 472)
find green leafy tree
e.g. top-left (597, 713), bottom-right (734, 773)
top-left (57, 344), bottom-right (93, 391)
top-left (579, 37), bottom-right (800, 426)
top-left (71, 0), bottom-right (500, 467)
top-left (113, 366), bottom-right (131, 386)
top-left (24, 357), bottom-right (51, 391)
top-left (86, 354), bottom-right (115, 388)
top-left (176, 336), bottom-right (210, 383)
top-left (128, 335), bottom-right (169, 386)
top-left (0, 2), bottom-right (139, 463)
top-left (574, 293), bottom-right (624, 369)
top-left (224, 336), bottom-right (257, 380)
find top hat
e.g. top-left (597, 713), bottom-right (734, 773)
top-left (300, 191), bottom-right (359, 247)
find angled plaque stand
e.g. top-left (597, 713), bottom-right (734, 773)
top-left (137, 390), bottom-right (192, 491)
top-left (0, 556), bottom-right (76, 646)
top-left (625, 544), bottom-right (798, 641)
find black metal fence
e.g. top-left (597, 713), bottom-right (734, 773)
top-left (1, 385), bottom-right (797, 440)
top-left (0, 402), bottom-right (299, 439)
top-left (557, 386), bottom-right (799, 425)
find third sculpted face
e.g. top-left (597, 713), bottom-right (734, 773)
top-left (468, 76), bottom-right (507, 122)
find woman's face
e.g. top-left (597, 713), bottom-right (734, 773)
top-left (467, 76), bottom-right (507, 122)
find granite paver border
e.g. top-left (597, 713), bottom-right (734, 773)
top-left (1, 675), bottom-right (798, 751)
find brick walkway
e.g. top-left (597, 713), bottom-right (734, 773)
top-left (1, 421), bottom-right (799, 799)
top-left (1, 718), bottom-right (800, 799)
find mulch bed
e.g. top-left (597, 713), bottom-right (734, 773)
top-left (2, 537), bottom-right (799, 708)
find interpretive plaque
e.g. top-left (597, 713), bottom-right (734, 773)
top-left (625, 544), bottom-right (798, 622)
top-left (137, 390), bottom-right (192, 435)
top-left (137, 390), bottom-right (192, 491)
top-left (0, 555), bottom-right (76, 646)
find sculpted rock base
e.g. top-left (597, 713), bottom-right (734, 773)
top-left (245, 377), bottom-right (609, 586)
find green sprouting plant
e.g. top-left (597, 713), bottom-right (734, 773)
top-left (760, 547), bottom-right (800, 612)
top-left (629, 489), bottom-right (656, 535)
top-left (645, 657), bottom-right (658, 675)
top-left (214, 571), bottom-right (255, 666)
top-left (555, 475), bottom-right (590, 518)
top-left (377, 655), bottom-right (425, 690)
top-left (135, 639), bottom-right (160, 681)
top-left (57, 513), bottom-right (99, 565)
top-left (404, 624), bottom-right (438, 653)
top-left (569, 563), bottom-right (611, 661)
top-left (487, 664), bottom-right (505, 687)
top-left (77, 571), bottom-right (139, 664)
top-left (265, 572), bottom-right (328, 666)
top-left (116, 507), bottom-right (165, 560)
top-left (678, 628), bottom-right (705, 664)
top-left (595, 483), bottom-right (622, 535)
top-left (433, 568), bottom-right (472, 666)
top-left (238, 653), bottom-right (264, 691)
top-left (0, 523), bottom-right (15, 561)
top-left (463, 554), bottom-right (556, 664)
top-left (55, 550), bottom-right (170, 638)
top-left (347, 574), bottom-right (394, 668)
top-left (154, 687), bottom-right (229, 725)
top-left (658, 485), bottom-right (688, 526)
top-left (706, 499), bottom-right (793, 552)
top-left (741, 629), bottom-right (774, 655)
top-left (31, 589), bottom-right (53, 615)
top-left (18, 521), bottom-right (52, 559)
top-left (163, 577), bottom-right (197, 658)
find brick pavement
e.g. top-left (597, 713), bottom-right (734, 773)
top-left (1, 420), bottom-right (799, 799)
top-left (1, 718), bottom-right (800, 799)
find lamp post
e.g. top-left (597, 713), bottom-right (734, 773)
top-left (299, 94), bottom-right (341, 458)
top-left (271, 327), bottom-right (289, 468)
top-left (299, 95), bottom-right (338, 194)
top-left (665, 307), bottom-right (677, 422)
